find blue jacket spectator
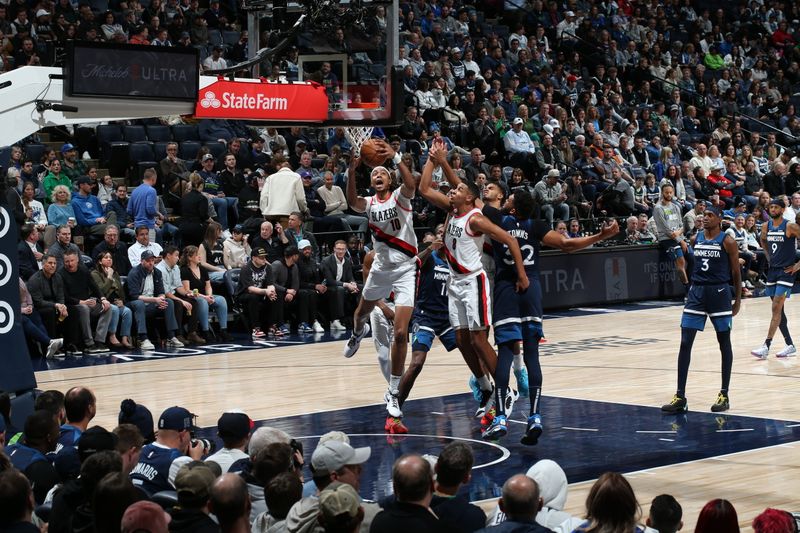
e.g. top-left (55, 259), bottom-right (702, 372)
top-left (128, 169), bottom-right (159, 230)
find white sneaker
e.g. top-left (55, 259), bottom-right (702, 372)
top-left (751, 343), bottom-right (769, 359)
top-left (504, 388), bottom-right (520, 418)
top-left (384, 390), bottom-right (403, 418)
top-left (139, 338), bottom-right (155, 351)
top-left (166, 337), bottom-right (185, 348)
top-left (312, 320), bottom-right (325, 333)
top-left (343, 323), bottom-right (370, 358)
top-left (776, 344), bottom-right (797, 358)
top-left (46, 338), bottom-right (64, 359)
top-left (330, 319), bottom-right (346, 331)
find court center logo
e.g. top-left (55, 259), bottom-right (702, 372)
top-left (200, 91), bottom-right (221, 109)
top-left (0, 207), bottom-right (13, 334)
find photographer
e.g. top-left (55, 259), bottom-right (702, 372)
top-left (129, 406), bottom-right (204, 496)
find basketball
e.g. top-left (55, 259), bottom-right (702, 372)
top-left (360, 138), bottom-right (389, 168)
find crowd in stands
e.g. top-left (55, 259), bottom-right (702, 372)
top-left (0, 388), bottom-right (798, 532)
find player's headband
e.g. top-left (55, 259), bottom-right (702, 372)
top-left (371, 166), bottom-right (390, 178)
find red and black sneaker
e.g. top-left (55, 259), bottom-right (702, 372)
top-left (384, 416), bottom-right (409, 434)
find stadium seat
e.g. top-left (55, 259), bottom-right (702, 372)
top-left (222, 31), bottom-right (240, 47)
top-left (23, 143), bottom-right (46, 164)
top-left (204, 141), bottom-right (227, 160)
top-left (123, 125), bottom-right (147, 143)
top-left (146, 124), bottom-right (171, 142)
top-left (129, 143), bottom-right (155, 166)
top-left (172, 124), bottom-right (199, 142)
top-left (179, 141), bottom-right (202, 161)
top-left (97, 125), bottom-right (128, 167)
top-left (311, 157), bottom-right (326, 169)
top-left (88, 0), bottom-right (108, 12)
top-left (208, 30), bottom-right (223, 47)
top-left (133, 161), bottom-right (159, 185)
top-left (151, 491), bottom-right (178, 511)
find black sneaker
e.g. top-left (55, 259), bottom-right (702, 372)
top-left (475, 386), bottom-right (495, 418)
top-left (661, 394), bottom-right (688, 414)
top-left (84, 342), bottom-right (110, 355)
top-left (218, 329), bottom-right (233, 342)
top-left (710, 392), bottom-right (729, 412)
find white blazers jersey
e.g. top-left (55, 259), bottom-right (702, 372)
top-left (444, 207), bottom-right (484, 278)
top-left (365, 188), bottom-right (418, 267)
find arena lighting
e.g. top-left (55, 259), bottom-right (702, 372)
top-left (35, 100), bottom-right (80, 113)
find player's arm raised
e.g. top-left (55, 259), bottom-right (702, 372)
top-left (374, 139), bottom-right (416, 199)
top-left (346, 151), bottom-right (367, 213)
top-left (542, 219), bottom-right (620, 252)
top-left (470, 214), bottom-right (529, 292)
top-left (723, 234), bottom-right (742, 316)
top-left (420, 148), bottom-right (452, 211)
top-left (429, 142), bottom-right (483, 209)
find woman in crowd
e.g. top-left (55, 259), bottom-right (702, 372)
top-left (694, 499), bottom-right (740, 533)
top-left (574, 472), bottom-right (646, 533)
top-left (180, 245), bottom-right (232, 342)
top-left (91, 252), bottom-right (133, 349)
top-left (179, 173), bottom-right (210, 246)
top-left (96, 173), bottom-right (116, 206)
top-left (223, 225), bottom-right (251, 269)
top-left (46, 186), bottom-right (76, 243)
top-left (198, 221), bottom-right (227, 282)
top-left (42, 159), bottom-right (71, 203)
top-left (22, 181), bottom-right (47, 232)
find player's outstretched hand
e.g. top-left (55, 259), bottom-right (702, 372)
top-left (599, 219), bottom-right (620, 239)
top-left (349, 148), bottom-right (361, 170)
top-left (516, 273), bottom-right (530, 293)
top-left (428, 141), bottom-right (446, 166)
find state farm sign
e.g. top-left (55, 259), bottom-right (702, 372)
top-left (195, 78), bottom-right (329, 122)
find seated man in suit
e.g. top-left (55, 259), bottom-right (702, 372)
top-left (18, 223), bottom-right (43, 281)
top-left (321, 239), bottom-right (360, 331)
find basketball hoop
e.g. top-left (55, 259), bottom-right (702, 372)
top-left (344, 126), bottom-right (374, 154)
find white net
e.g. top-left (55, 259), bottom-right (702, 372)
top-left (343, 126), bottom-right (375, 153)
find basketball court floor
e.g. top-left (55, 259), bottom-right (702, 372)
top-left (32, 296), bottom-right (800, 529)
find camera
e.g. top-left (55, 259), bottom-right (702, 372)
top-left (191, 437), bottom-right (217, 455)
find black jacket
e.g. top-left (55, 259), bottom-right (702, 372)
top-left (27, 270), bottom-right (66, 312)
top-left (18, 239), bottom-right (42, 281)
top-left (297, 255), bottom-right (323, 289)
top-left (126, 264), bottom-right (166, 299)
top-left (169, 507), bottom-right (221, 533)
top-left (321, 254), bottom-right (355, 286)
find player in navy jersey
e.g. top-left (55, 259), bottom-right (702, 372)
top-left (751, 198), bottom-right (800, 359)
top-left (662, 206), bottom-right (741, 414)
top-left (421, 143), bottom-right (529, 436)
top-left (394, 226), bottom-right (459, 423)
top-left (482, 188), bottom-right (619, 442)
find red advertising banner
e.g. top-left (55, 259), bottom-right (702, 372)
top-left (195, 78), bottom-right (329, 122)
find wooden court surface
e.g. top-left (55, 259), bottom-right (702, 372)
top-left (35, 296), bottom-right (800, 530)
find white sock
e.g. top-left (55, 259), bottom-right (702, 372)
top-left (389, 374), bottom-right (401, 394)
top-left (477, 375), bottom-right (492, 392)
top-left (513, 351), bottom-right (524, 371)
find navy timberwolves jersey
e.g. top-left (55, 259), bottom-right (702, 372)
top-left (415, 252), bottom-right (449, 314)
top-left (483, 206), bottom-right (550, 282)
top-left (130, 443), bottom-right (183, 495)
top-left (766, 218), bottom-right (796, 269)
top-left (692, 231), bottom-right (731, 285)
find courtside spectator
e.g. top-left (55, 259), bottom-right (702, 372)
top-left (48, 224), bottom-right (81, 268)
top-left (128, 168), bottom-right (160, 242)
top-left (0, 469), bottom-right (37, 531)
top-left (5, 410), bottom-right (60, 504)
top-left (210, 473), bottom-right (252, 533)
top-left (206, 411), bottom-right (253, 474)
top-left (260, 154), bottom-right (307, 227)
top-left (113, 423), bottom-right (145, 474)
top-left (92, 472), bottom-right (142, 533)
top-left (694, 499), bottom-right (740, 533)
top-left (126, 250), bottom-right (184, 350)
top-left (646, 494), bottom-right (683, 533)
top-left (236, 247), bottom-right (280, 339)
top-left (170, 461), bottom-right (221, 533)
top-left (92, 225), bottom-right (132, 276)
top-left (223, 224), bottom-right (251, 269)
top-left (752, 508), bottom-right (797, 533)
top-left (318, 482), bottom-right (364, 533)
top-left (477, 475), bottom-right (549, 533)
top-left (430, 442), bottom-right (485, 532)
top-left (122, 500), bottom-right (172, 533)
top-left (129, 406), bottom-right (204, 495)
top-left (250, 220), bottom-right (289, 263)
top-left (129, 225), bottom-right (164, 268)
top-left (60, 249), bottom-right (113, 353)
top-left (573, 472), bottom-right (645, 533)
top-left (118, 399), bottom-right (156, 444)
top-left (371, 454), bottom-right (441, 533)
top-left (252, 471), bottom-right (303, 533)
top-left (322, 240), bottom-right (360, 331)
top-left (57, 386), bottom-right (96, 451)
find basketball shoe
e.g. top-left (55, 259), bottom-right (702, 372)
top-left (475, 386), bottom-right (495, 418)
top-left (384, 416), bottom-right (408, 434)
top-left (468, 375), bottom-right (482, 402)
top-left (482, 414), bottom-right (508, 440)
top-left (776, 345), bottom-right (797, 358)
top-left (711, 392), bottom-right (729, 412)
top-left (751, 343), bottom-right (769, 359)
top-left (384, 390), bottom-right (402, 418)
top-left (520, 414), bottom-right (543, 445)
top-left (505, 389), bottom-right (520, 418)
top-left (661, 394), bottom-right (688, 414)
top-left (343, 323), bottom-right (370, 358)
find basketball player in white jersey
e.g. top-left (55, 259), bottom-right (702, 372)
top-left (344, 140), bottom-right (419, 433)
top-left (419, 142), bottom-right (530, 431)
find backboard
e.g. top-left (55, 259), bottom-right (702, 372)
top-left (246, 0), bottom-right (401, 126)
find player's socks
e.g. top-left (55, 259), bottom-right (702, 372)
top-left (477, 375), bottom-right (492, 391)
top-left (765, 338), bottom-right (773, 348)
top-left (529, 386), bottom-right (541, 416)
top-left (779, 310), bottom-right (793, 346)
top-left (389, 374), bottom-right (401, 394)
top-left (512, 351), bottom-right (524, 371)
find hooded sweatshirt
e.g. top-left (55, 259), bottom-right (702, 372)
top-left (252, 512), bottom-right (288, 533)
top-left (487, 460), bottom-right (580, 533)
top-left (285, 494), bottom-right (380, 533)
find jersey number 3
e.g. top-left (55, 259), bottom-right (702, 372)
top-left (504, 244), bottom-right (535, 266)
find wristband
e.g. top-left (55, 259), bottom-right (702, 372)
top-left (392, 152), bottom-right (402, 166)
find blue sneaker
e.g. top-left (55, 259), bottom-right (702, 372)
top-left (298, 322), bottom-right (313, 333)
top-left (520, 413), bottom-right (543, 446)
top-left (468, 375), bottom-right (482, 402)
top-left (514, 367), bottom-right (529, 398)
top-left (278, 323), bottom-right (291, 335)
top-left (482, 414), bottom-right (507, 440)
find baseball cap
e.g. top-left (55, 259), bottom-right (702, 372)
top-left (543, 124), bottom-right (554, 135)
top-left (158, 406), bottom-right (196, 432)
top-left (251, 247), bottom-right (268, 257)
top-left (451, 47), bottom-right (461, 54)
top-left (121, 501), bottom-right (171, 533)
top-left (513, 117), bottom-right (524, 125)
top-left (78, 426), bottom-right (119, 462)
top-left (232, 224), bottom-right (244, 234)
top-left (486, 89), bottom-right (496, 96)
top-left (299, 169), bottom-right (313, 179)
top-left (76, 175), bottom-right (92, 185)
top-left (295, 138), bottom-right (308, 146)
top-left (547, 168), bottom-right (561, 179)
top-left (61, 143), bottom-right (76, 153)
top-left (119, 399), bottom-right (155, 443)
top-left (36, 9), bottom-right (49, 17)
top-left (140, 250), bottom-right (156, 261)
top-left (670, 104), bottom-right (680, 112)
top-left (213, 44), bottom-right (224, 51)
top-left (311, 440), bottom-right (371, 475)
top-left (217, 411), bottom-right (254, 440)
top-left (548, 118), bottom-right (561, 128)
top-left (567, 74), bottom-right (578, 83)
top-left (174, 461), bottom-right (218, 505)
top-left (297, 239), bottom-right (312, 250)
top-left (735, 199), bottom-right (746, 207)
top-left (319, 482), bottom-right (361, 521)
top-left (201, 153), bottom-right (215, 162)
top-left (565, 10), bottom-right (575, 16)
top-left (770, 198), bottom-right (786, 207)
